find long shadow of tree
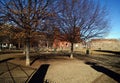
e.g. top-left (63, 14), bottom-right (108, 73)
top-left (85, 62), bottom-right (120, 82)
top-left (94, 50), bottom-right (120, 55)
top-left (75, 53), bottom-right (120, 69)
top-left (28, 64), bottom-right (50, 83)
top-left (18, 53), bottom-right (70, 66)
top-left (0, 58), bottom-right (14, 63)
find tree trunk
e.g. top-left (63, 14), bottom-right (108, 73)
top-left (0, 43), bottom-right (2, 51)
top-left (70, 43), bottom-right (74, 59)
top-left (47, 41), bottom-right (49, 52)
top-left (18, 41), bottom-right (21, 49)
top-left (25, 38), bottom-right (30, 66)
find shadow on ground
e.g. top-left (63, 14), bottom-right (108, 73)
top-left (85, 62), bottom-right (120, 82)
top-left (28, 64), bottom-right (50, 83)
top-left (18, 53), bottom-right (70, 66)
top-left (94, 50), bottom-right (120, 55)
top-left (0, 58), bottom-right (14, 63)
top-left (75, 54), bottom-right (120, 69)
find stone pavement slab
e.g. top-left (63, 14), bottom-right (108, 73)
top-left (0, 61), bottom-right (36, 83)
top-left (44, 60), bottom-right (103, 83)
top-left (43, 60), bottom-right (117, 83)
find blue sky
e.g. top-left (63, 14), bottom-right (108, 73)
top-left (99, 0), bottom-right (120, 39)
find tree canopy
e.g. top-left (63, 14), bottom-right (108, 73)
top-left (0, 0), bottom-right (110, 60)
top-left (51, 0), bottom-right (110, 58)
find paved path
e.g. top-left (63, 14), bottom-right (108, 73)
top-left (0, 56), bottom-right (118, 83)
top-left (0, 61), bottom-right (36, 83)
top-left (43, 60), bottom-right (117, 83)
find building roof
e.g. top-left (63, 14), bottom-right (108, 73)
top-left (90, 39), bottom-right (119, 42)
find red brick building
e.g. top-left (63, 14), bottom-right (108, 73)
top-left (53, 27), bottom-right (81, 49)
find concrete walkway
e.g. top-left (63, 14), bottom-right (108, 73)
top-left (0, 57), bottom-right (118, 83)
top-left (0, 61), bottom-right (36, 83)
top-left (43, 60), bottom-right (117, 83)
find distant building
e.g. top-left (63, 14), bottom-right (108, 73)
top-left (89, 39), bottom-right (120, 50)
top-left (52, 27), bottom-right (82, 51)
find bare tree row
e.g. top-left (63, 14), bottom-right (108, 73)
top-left (0, 0), bottom-right (110, 65)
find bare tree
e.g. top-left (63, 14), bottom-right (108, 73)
top-left (0, 24), bottom-right (14, 45)
top-left (0, 0), bottom-right (54, 65)
top-left (53, 0), bottom-right (110, 58)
